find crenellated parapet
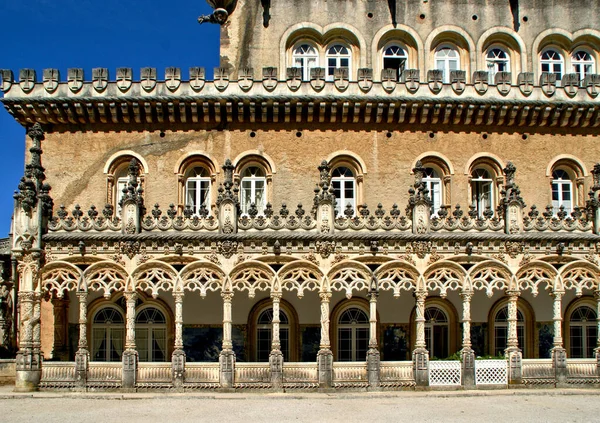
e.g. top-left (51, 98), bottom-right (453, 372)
top-left (1, 67), bottom-right (599, 129)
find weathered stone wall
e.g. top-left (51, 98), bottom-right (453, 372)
top-left (221, 0), bottom-right (599, 75)
top-left (33, 128), bottom-right (597, 217)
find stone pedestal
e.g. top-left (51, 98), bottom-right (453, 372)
top-left (552, 347), bottom-right (567, 387)
top-left (219, 349), bottom-right (235, 390)
top-left (506, 347), bottom-right (522, 385)
top-left (317, 348), bottom-right (333, 390)
top-left (122, 349), bottom-right (138, 390)
top-left (75, 349), bottom-right (89, 390)
top-left (269, 349), bottom-right (284, 391)
top-left (461, 348), bottom-right (476, 389)
top-left (412, 347), bottom-right (429, 388)
top-left (172, 349), bottom-right (186, 390)
top-left (367, 347), bottom-right (380, 390)
top-left (14, 349), bottom-right (42, 392)
top-left (595, 348), bottom-right (600, 377)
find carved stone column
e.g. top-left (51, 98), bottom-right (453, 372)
top-left (505, 291), bottom-right (522, 385)
top-left (15, 291), bottom-right (42, 392)
top-left (412, 291), bottom-right (429, 387)
top-left (460, 291), bottom-right (475, 388)
top-left (51, 297), bottom-right (69, 360)
top-left (219, 291), bottom-right (236, 390)
top-left (366, 289), bottom-right (380, 390)
top-left (269, 292), bottom-right (284, 391)
top-left (172, 292), bottom-right (185, 389)
top-left (550, 291), bottom-right (567, 386)
top-left (0, 282), bottom-right (13, 354)
top-left (595, 291), bottom-right (600, 377)
top-left (122, 291), bottom-right (138, 390)
top-left (74, 292), bottom-right (89, 389)
top-left (317, 291), bottom-right (333, 390)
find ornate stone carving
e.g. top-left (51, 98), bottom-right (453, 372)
top-left (217, 240), bottom-right (238, 259)
top-left (518, 72), bottom-right (534, 96)
top-left (540, 72), bottom-right (557, 96)
top-left (309, 67), bottom-right (326, 91)
top-left (316, 241), bottom-right (335, 259)
top-left (357, 68), bottom-right (373, 92)
top-left (562, 73), bottom-right (579, 97)
top-left (404, 69), bottom-right (420, 93)
top-left (262, 67), bottom-right (278, 91)
top-left (165, 67), bottom-right (181, 91)
top-left (286, 67), bottom-right (302, 90)
top-left (381, 68), bottom-right (397, 92)
top-left (119, 241), bottom-right (140, 259)
top-left (42, 69), bottom-right (59, 93)
top-left (427, 70), bottom-right (443, 93)
top-left (495, 72), bottom-right (512, 95)
top-left (141, 67), bottom-right (157, 92)
top-left (189, 67), bottom-right (206, 91)
top-left (237, 67), bottom-right (253, 91)
top-left (19, 69), bottom-right (36, 93)
top-left (584, 74), bottom-right (600, 97)
top-left (116, 68), bottom-right (133, 92)
top-left (333, 67), bottom-right (349, 91)
top-left (450, 70), bottom-right (466, 94)
top-left (67, 68), bottom-right (84, 93)
top-left (505, 241), bottom-right (524, 259)
top-left (472, 71), bottom-right (489, 94)
top-left (92, 68), bottom-right (109, 92)
top-left (1, 69), bottom-right (13, 92)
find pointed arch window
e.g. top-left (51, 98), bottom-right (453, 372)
top-left (92, 307), bottom-right (125, 362)
top-left (552, 169), bottom-right (573, 215)
top-left (493, 307), bottom-right (525, 357)
top-left (185, 166), bottom-right (211, 216)
top-left (569, 305), bottom-right (597, 358)
top-left (425, 306), bottom-right (449, 359)
top-left (326, 44), bottom-right (351, 81)
top-left (486, 47), bottom-right (510, 83)
top-left (337, 307), bottom-right (369, 361)
top-left (572, 50), bottom-right (595, 82)
top-left (423, 167), bottom-right (442, 217)
top-left (240, 166), bottom-right (267, 216)
top-left (540, 49), bottom-right (564, 81)
top-left (435, 46), bottom-right (460, 83)
top-left (135, 307), bottom-right (167, 362)
top-left (293, 43), bottom-right (319, 81)
top-left (383, 45), bottom-right (408, 81)
top-left (256, 308), bottom-right (290, 361)
top-left (331, 166), bottom-right (356, 216)
top-left (471, 168), bottom-right (494, 218)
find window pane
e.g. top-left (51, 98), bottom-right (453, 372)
top-left (571, 326), bottom-right (583, 358)
top-left (338, 328), bottom-right (353, 361)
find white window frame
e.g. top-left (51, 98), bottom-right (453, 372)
top-left (331, 167), bottom-right (356, 217)
top-left (471, 168), bottom-right (494, 218)
top-left (540, 48), bottom-right (564, 81)
top-left (434, 45), bottom-right (460, 83)
top-left (424, 306), bottom-right (449, 359)
top-left (569, 306), bottom-right (597, 359)
top-left (326, 43), bottom-right (352, 81)
top-left (486, 47), bottom-right (510, 83)
top-left (423, 167), bottom-right (442, 217)
top-left (337, 307), bottom-right (369, 362)
top-left (383, 44), bottom-right (408, 81)
top-left (135, 306), bottom-right (168, 363)
top-left (91, 306), bottom-right (125, 362)
top-left (551, 169), bottom-right (573, 215)
top-left (292, 43), bottom-right (319, 81)
top-left (571, 50), bottom-right (595, 82)
top-left (240, 166), bottom-right (267, 216)
top-left (255, 308), bottom-right (290, 362)
top-left (185, 167), bottom-right (211, 216)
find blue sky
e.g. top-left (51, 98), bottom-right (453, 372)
top-left (0, 0), bottom-right (221, 237)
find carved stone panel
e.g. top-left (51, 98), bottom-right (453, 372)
top-left (165, 67), bottom-right (181, 91)
top-left (92, 68), bottom-right (109, 92)
top-left (262, 67), bottom-right (278, 91)
top-left (357, 68), bottom-right (373, 92)
top-left (189, 67), bottom-right (206, 91)
top-left (140, 67), bottom-right (157, 92)
top-left (42, 69), bottom-right (60, 93)
top-left (67, 68), bottom-right (84, 93)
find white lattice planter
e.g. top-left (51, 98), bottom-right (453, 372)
top-left (475, 360), bottom-right (507, 385)
top-left (429, 361), bottom-right (461, 386)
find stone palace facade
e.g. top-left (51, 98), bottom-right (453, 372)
top-left (1, 0), bottom-right (600, 391)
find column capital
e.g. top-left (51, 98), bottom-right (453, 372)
top-left (594, 290), bottom-right (600, 300)
top-left (319, 291), bottom-right (332, 301)
top-left (415, 290), bottom-right (427, 301)
top-left (221, 291), bottom-right (234, 301)
top-left (459, 291), bottom-right (473, 300)
top-left (173, 291), bottom-right (185, 301)
top-left (270, 291), bottom-right (282, 299)
top-left (507, 290), bottom-right (521, 298)
top-left (76, 291), bottom-right (87, 301)
top-left (124, 291), bottom-right (137, 301)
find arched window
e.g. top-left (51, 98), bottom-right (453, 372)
top-left (423, 167), bottom-right (442, 217)
top-left (292, 43), bottom-right (319, 81)
top-left (112, 159), bottom-right (142, 216)
top-left (493, 307), bottom-right (525, 357)
top-left (540, 49), bottom-right (564, 81)
top-left (551, 169), bottom-right (573, 214)
top-left (337, 307), bottom-right (369, 361)
top-left (135, 307), bottom-right (167, 362)
top-left (571, 50), bottom-right (595, 82)
top-left (471, 168), bottom-right (494, 218)
top-left (326, 44), bottom-right (351, 81)
top-left (331, 166), bottom-right (356, 216)
top-left (256, 308), bottom-right (290, 362)
top-left (569, 306), bottom-right (597, 358)
top-left (486, 47), bottom-right (510, 83)
top-left (185, 166), bottom-right (211, 216)
top-left (425, 306), bottom-right (449, 359)
top-left (92, 307), bottom-right (125, 362)
top-left (383, 44), bottom-right (408, 81)
top-left (434, 46), bottom-right (460, 83)
top-left (240, 166), bottom-right (267, 216)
